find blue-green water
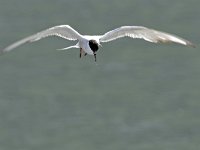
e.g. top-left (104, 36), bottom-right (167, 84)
top-left (0, 0), bottom-right (199, 150)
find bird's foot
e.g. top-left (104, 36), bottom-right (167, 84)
top-left (79, 48), bottom-right (83, 58)
top-left (94, 53), bottom-right (97, 62)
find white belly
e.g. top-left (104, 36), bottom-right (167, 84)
top-left (79, 40), bottom-right (94, 55)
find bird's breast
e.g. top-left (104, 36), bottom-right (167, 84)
top-left (79, 40), bottom-right (94, 55)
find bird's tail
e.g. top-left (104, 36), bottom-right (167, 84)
top-left (56, 43), bottom-right (79, 51)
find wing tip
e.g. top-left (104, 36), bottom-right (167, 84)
top-left (158, 37), bottom-right (196, 48)
top-left (0, 49), bottom-right (7, 56)
top-left (186, 41), bottom-right (196, 48)
top-left (0, 48), bottom-right (8, 55)
top-left (0, 45), bottom-right (16, 55)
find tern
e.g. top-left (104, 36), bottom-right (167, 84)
top-left (1, 25), bottom-right (195, 61)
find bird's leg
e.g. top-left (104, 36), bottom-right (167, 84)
top-left (79, 48), bottom-right (83, 58)
top-left (94, 53), bottom-right (97, 62)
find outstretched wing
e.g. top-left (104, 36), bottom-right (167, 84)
top-left (1, 25), bottom-right (83, 53)
top-left (99, 26), bottom-right (195, 47)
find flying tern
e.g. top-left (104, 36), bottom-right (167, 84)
top-left (1, 25), bottom-right (195, 61)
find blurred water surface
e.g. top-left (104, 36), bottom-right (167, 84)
top-left (0, 0), bottom-right (199, 150)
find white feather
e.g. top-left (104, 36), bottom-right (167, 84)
top-left (99, 26), bottom-right (194, 47)
top-left (0, 25), bottom-right (195, 56)
top-left (1, 25), bottom-right (83, 53)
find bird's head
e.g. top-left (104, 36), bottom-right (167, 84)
top-left (89, 40), bottom-right (101, 53)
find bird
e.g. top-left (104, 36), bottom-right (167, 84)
top-left (1, 25), bottom-right (195, 62)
